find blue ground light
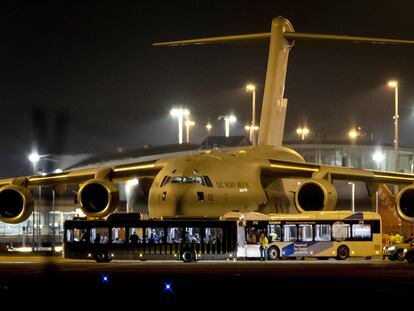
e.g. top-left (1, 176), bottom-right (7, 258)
top-left (163, 281), bottom-right (173, 294)
top-left (101, 273), bottom-right (110, 283)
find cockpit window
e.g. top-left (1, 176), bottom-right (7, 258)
top-left (171, 176), bottom-right (203, 184)
top-left (159, 175), bottom-right (213, 187)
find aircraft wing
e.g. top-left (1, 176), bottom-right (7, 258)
top-left (260, 158), bottom-right (414, 221)
top-left (262, 158), bottom-right (414, 185)
top-left (0, 160), bottom-right (163, 188)
top-left (0, 159), bottom-right (164, 223)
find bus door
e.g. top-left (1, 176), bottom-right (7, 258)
top-left (245, 225), bottom-right (261, 258)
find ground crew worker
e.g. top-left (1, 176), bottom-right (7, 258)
top-left (259, 233), bottom-right (268, 261)
top-left (394, 232), bottom-right (403, 244)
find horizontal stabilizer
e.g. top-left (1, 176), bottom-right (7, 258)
top-left (154, 32), bottom-right (414, 47)
top-left (153, 33), bottom-right (270, 46)
top-left (285, 32), bottom-right (414, 45)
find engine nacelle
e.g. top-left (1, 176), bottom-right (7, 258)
top-left (294, 179), bottom-right (337, 212)
top-left (396, 185), bottom-right (414, 223)
top-left (0, 184), bottom-right (34, 223)
top-left (78, 179), bottom-right (119, 218)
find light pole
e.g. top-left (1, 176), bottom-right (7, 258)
top-left (28, 151), bottom-right (40, 252)
top-left (388, 80), bottom-right (399, 196)
top-left (219, 115), bottom-right (237, 137)
top-left (185, 120), bottom-right (195, 143)
top-left (246, 84), bottom-right (257, 145)
top-left (170, 108), bottom-right (190, 144)
top-left (296, 127), bottom-right (309, 140)
top-left (388, 80), bottom-right (399, 173)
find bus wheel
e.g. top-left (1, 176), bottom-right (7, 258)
top-left (336, 245), bottom-right (349, 260)
top-left (181, 250), bottom-right (196, 263)
top-left (267, 246), bottom-right (280, 260)
top-left (94, 250), bottom-right (112, 263)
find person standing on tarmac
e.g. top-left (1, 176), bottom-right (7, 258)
top-left (259, 233), bottom-right (269, 261)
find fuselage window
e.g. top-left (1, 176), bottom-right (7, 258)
top-left (197, 192), bottom-right (204, 202)
top-left (160, 176), bottom-right (168, 187)
top-left (203, 176), bottom-right (213, 187)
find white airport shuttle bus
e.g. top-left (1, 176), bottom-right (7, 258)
top-left (63, 211), bottom-right (381, 262)
top-left (227, 211), bottom-right (382, 260)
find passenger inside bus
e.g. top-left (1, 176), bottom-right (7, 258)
top-left (94, 234), bottom-right (101, 243)
top-left (129, 232), bottom-right (139, 244)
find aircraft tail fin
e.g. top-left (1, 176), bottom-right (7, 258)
top-left (154, 18), bottom-right (414, 147)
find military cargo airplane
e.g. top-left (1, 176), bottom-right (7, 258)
top-left (1, 16), bottom-right (414, 225)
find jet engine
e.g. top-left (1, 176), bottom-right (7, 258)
top-left (0, 184), bottom-right (34, 223)
top-left (294, 179), bottom-right (337, 212)
top-left (396, 185), bottom-right (414, 222)
top-left (78, 178), bottom-right (119, 218)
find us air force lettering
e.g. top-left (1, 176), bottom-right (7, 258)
top-left (1, 17), bottom-right (414, 224)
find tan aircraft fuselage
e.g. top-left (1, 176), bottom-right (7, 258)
top-left (147, 145), bottom-right (303, 218)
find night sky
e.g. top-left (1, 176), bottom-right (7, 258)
top-left (1, 0), bottom-right (414, 177)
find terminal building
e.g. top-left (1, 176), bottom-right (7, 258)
top-left (1, 137), bottom-right (412, 250)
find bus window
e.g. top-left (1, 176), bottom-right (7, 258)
top-left (111, 227), bottom-right (126, 243)
top-left (66, 229), bottom-right (74, 242)
top-left (245, 227), bottom-right (258, 244)
top-left (268, 224), bottom-right (281, 242)
top-left (167, 227), bottom-right (183, 243)
top-left (332, 221), bottom-right (350, 241)
top-left (91, 228), bottom-right (109, 244)
top-left (184, 227), bottom-right (201, 243)
top-left (315, 224), bottom-right (331, 241)
top-left (352, 224), bottom-right (371, 239)
top-left (299, 224), bottom-right (313, 241)
top-left (146, 227), bottom-right (164, 244)
top-left (73, 228), bottom-right (88, 242)
top-left (283, 225), bottom-right (297, 242)
top-left (204, 227), bottom-right (223, 244)
top-left (129, 227), bottom-right (143, 244)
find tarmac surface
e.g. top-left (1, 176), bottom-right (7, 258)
top-left (0, 255), bottom-right (413, 306)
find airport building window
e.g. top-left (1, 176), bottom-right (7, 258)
top-left (314, 224), bottom-right (331, 241)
